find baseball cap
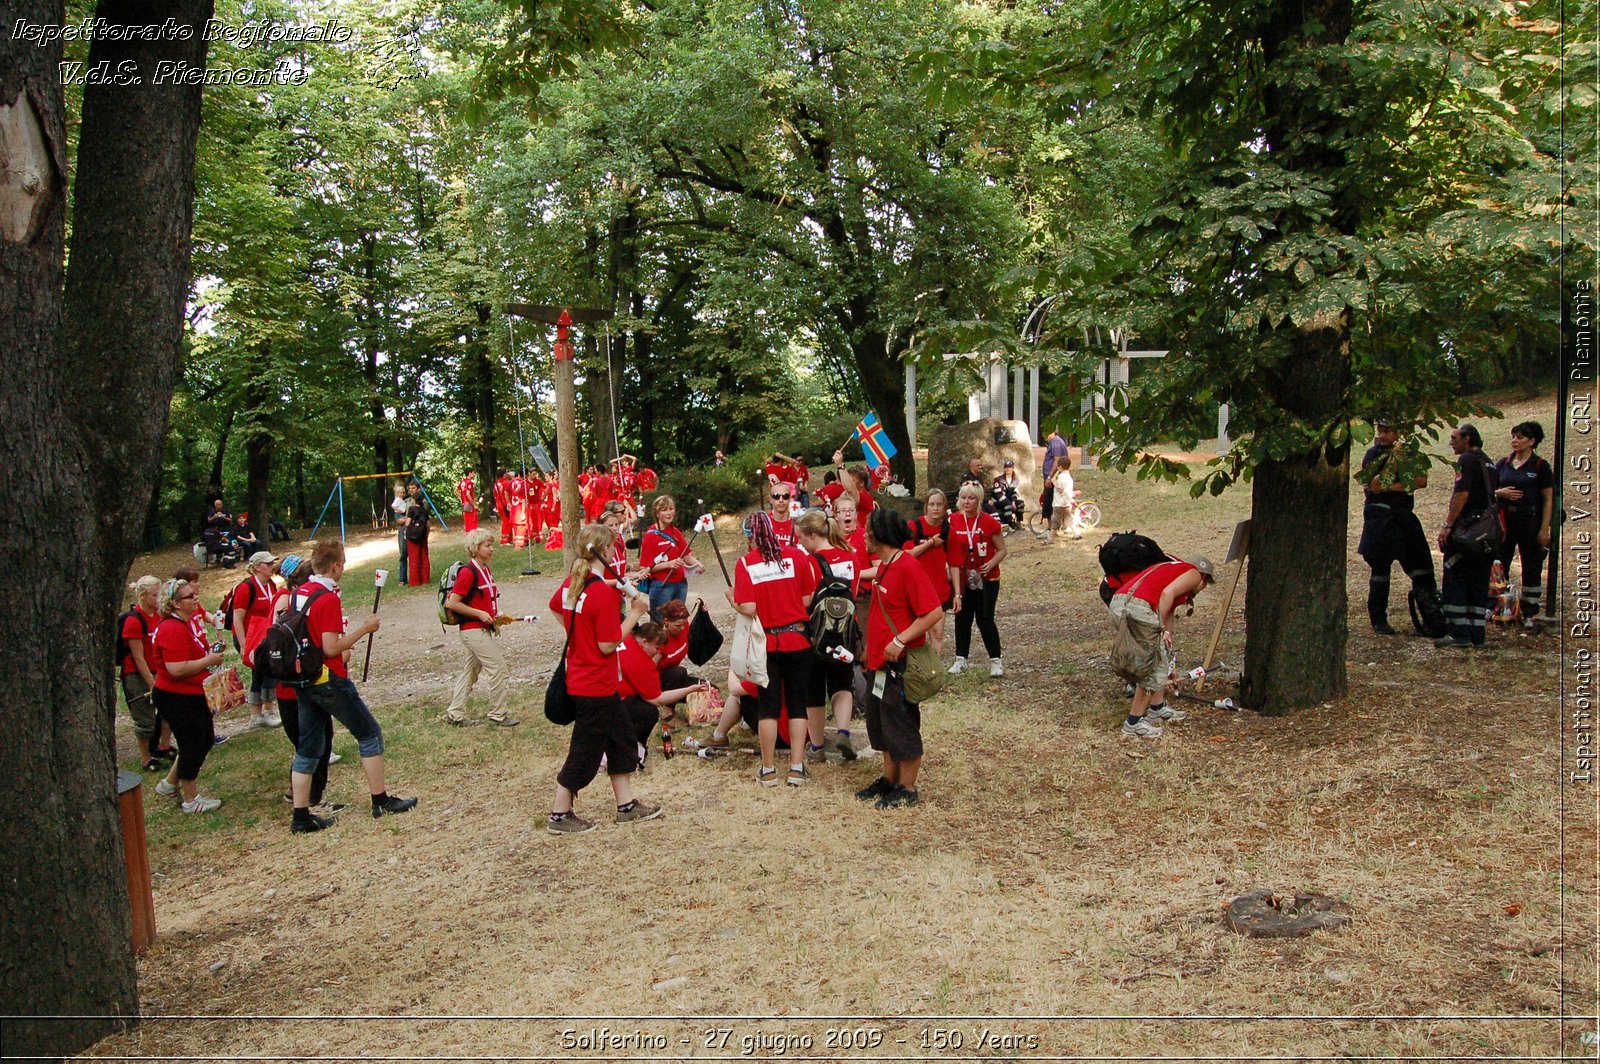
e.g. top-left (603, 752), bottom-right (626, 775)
top-left (247, 550), bottom-right (278, 566)
top-left (1189, 556), bottom-right (1217, 580)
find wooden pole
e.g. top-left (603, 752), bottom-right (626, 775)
top-left (1197, 520), bottom-right (1250, 692)
top-left (554, 310), bottom-right (581, 571)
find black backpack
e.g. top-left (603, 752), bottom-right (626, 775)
top-left (1098, 531), bottom-right (1171, 605)
top-left (1408, 586), bottom-right (1449, 638)
top-left (257, 587), bottom-right (331, 687)
top-left (808, 555), bottom-right (860, 658)
top-left (115, 608), bottom-right (150, 668)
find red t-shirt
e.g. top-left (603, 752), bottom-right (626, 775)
top-left (614, 468), bottom-right (637, 498)
top-left (733, 546), bottom-right (818, 652)
top-left (865, 551), bottom-right (942, 671)
top-left (764, 462), bottom-right (787, 484)
top-left (607, 534), bottom-right (630, 581)
top-left (508, 476), bottom-right (528, 512)
top-left (870, 466), bottom-right (891, 490)
top-left (816, 483), bottom-right (845, 512)
top-left (910, 516), bottom-right (952, 601)
top-left (854, 490), bottom-right (876, 521)
top-left (1122, 560), bottom-right (1201, 610)
top-left (658, 626), bottom-right (688, 671)
top-left (457, 476), bottom-right (476, 512)
top-left (945, 511), bottom-right (1003, 582)
top-left (592, 474), bottom-right (614, 503)
top-left (795, 463), bottom-right (810, 489)
top-left (617, 635), bottom-right (664, 701)
top-left (450, 560), bottom-right (499, 631)
top-left (769, 517), bottom-right (795, 548)
top-left (811, 546), bottom-right (860, 596)
top-left (152, 616), bottom-right (209, 695)
top-left (548, 576), bottom-right (623, 697)
top-left (232, 574), bottom-right (275, 629)
top-left (493, 477), bottom-right (510, 511)
top-left (296, 580), bottom-right (349, 679)
top-left (120, 605), bottom-right (158, 677)
top-left (639, 525), bottom-right (689, 585)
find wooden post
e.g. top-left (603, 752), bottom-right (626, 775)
top-left (553, 310), bottom-right (581, 571)
top-left (1198, 519), bottom-right (1250, 691)
top-left (116, 771), bottom-right (155, 953)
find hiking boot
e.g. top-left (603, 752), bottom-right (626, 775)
top-left (787, 764), bottom-right (810, 787)
top-left (442, 714), bottom-right (468, 726)
top-left (757, 766), bottom-right (780, 787)
top-left (155, 778), bottom-right (181, 799)
top-left (291, 812), bottom-right (335, 834)
top-left (1122, 717), bottom-right (1163, 738)
top-left (548, 811), bottom-right (595, 835)
top-left (989, 658), bottom-right (1004, 678)
top-left (948, 656), bottom-right (967, 675)
top-left (1434, 635), bottom-right (1472, 648)
top-left (855, 776), bottom-right (895, 801)
top-left (487, 715), bottom-right (521, 727)
top-left (181, 795), bottom-right (222, 814)
top-left (1147, 703), bottom-right (1187, 722)
top-left (615, 800), bottom-right (664, 825)
top-left (874, 785), bottom-right (920, 809)
top-left (371, 794), bottom-right (418, 818)
top-left (805, 745), bottom-right (827, 764)
top-left (833, 733), bottom-right (858, 761)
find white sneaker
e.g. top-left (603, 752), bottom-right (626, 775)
top-left (155, 779), bottom-right (180, 799)
top-left (1121, 717), bottom-right (1163, 738)
top-left (948, 656), bottom-right (967, 675)
top-left (263, 711), bottom-right (282, 728)
top-left (181, 795), bottom-right (222, 814)
top-left (327, 752), bottom-right (342, 764)
top-left (1147, 703), bottom-right (1187, 722)
top-left (989, 658), bottom-right (1004, 678)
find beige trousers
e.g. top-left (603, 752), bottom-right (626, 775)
top-left (447, 627), bottom-right (509, 721)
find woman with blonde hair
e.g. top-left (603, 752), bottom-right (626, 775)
top-left (120, 575), bottom-right (172, 770)
top-left (150, 579), bottom-right (225, 813)
top-left (945, 481), bottom-right (1007, 676)
top-left (638, 494), bottom-right (703, 612)
top-left (546, 523), bottom-right (662, 833)
top-left (443, 528), bottom-right (518, 727)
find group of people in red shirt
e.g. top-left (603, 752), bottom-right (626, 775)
top-left (481, 468), bottom-right (563, 551)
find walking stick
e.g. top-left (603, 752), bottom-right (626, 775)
top-left (701, 514), bottom-right (733, 587)
top-left (361, 569), bottom-right (388, 681)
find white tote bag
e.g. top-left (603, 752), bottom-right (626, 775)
top-left (729, 612), bottom-right (769, 689)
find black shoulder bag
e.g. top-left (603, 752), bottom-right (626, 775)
top-left (544, 576), bottom-right (599, 726)
top-left (1449, 457), bottom-right (1503, 558)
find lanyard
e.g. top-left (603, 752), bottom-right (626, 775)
top-left (470, 559), bottom-right (499, 614)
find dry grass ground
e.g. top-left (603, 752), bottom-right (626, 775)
top-left (88, 392), bottom-right (1596, 1061)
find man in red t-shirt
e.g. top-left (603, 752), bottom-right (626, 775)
top-left (493, 470), bottom-right (513, 544)
top-left (288, 539), bottom-right (418, 832)
top-left (456, 469), bottom-right (478, 532)
top-left (528, 471), bottom-right (546, 542)
top-left (766, 482), bottom-right (797, 548)
top-left (1107, 556), bottom-right (1215, 737)
top-left (508, 469), bottom-right (530, 549)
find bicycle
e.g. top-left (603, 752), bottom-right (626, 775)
top-left (1027, 491), bottom-right (1103, 536)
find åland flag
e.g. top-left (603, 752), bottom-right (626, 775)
top-left (851, 411), bottom-right (899, 468)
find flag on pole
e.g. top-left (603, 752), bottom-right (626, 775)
top-left (851, 411), bottom-right (899, 468)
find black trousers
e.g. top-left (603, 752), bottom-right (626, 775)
top-left (1497, 512), bottom-right (1547, 614)
top-left (1442, 541), bottom-right (1493, 644)
top-left (955, 580), bottom-right (1002, 658)
top-left (1361, 504), bottom-right (1435, 627)
top-left (557, 693), bottom-right (636, 792)
top-left (153, 689), bottom-right (213, 782)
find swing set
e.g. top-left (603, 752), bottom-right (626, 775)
top-left (309, 471), bottom-right (450, 543)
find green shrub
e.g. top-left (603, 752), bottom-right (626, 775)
top-left (656, 462), bottom-right (758, 516)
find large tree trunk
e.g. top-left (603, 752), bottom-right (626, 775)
top-left (0, 0), bottom-right (210, 1059)
top-left (208, 405), bottom-right (235, 498)
top-left (242, 354), bottom-right (272, 543)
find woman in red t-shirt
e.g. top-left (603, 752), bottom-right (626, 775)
top-left (122, 575), bottom-right (172, 770)
top-left (730, 510), bottom-right (820, 785)
top-left (444, 529), bottom-right (518, 727)
top-left (944, 482), bottom-right (1007, 677)
top-left (856, 508), bottom-right (945, 809)
top-left (547, 523), bottom-right (662, 834)
top-left (150, 579), bottom-right (226, 813)
top-left (795, 509), bottom-right (861, 761)
top-left (638, 495), bottom-right (703, 611)
top-left (618, 620), bottom-right (708, 768)
top-left (599, 501), bottom-right (633, 583)
top-left (906, 489), bottom-right (954, 653)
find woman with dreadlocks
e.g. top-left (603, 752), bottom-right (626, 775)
top-left (728, 510), bottom-right (820, 786)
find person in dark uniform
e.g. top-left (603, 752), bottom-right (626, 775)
top-left (1493, 421), bottom-right (1555, 627)
top-left (1356, 419), bottom-right (1435, 634)
top-left (1437, 423), bottom-right (1499, 648)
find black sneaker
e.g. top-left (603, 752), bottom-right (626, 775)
top-left (874, 785), bottom-right (920, 809)
top-left (1371, 623), bottom-right (1397, 635)
top-left (291, 812), bottom-right (335, 834)
top-left (855, 776), bottom-right (894, 802)
top-left (371, 794), bottom-right (418, 818)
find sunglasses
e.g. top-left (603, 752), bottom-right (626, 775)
top-left (176, 592), bottom-right (198, 601)
top-left (771, 494), bottom-right (791, 501)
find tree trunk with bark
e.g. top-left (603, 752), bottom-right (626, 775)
top-left (0, 0), bottom-right (210, 1058)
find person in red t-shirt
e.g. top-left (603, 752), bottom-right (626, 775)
top-left (231, 550), bottom-right (283, 730)
top-left (121, 575), bottom-right (171, 769)
top-left (270, 556), bottom-right (336, 810)
top-left (618, 620), bottom-right (707, 769)
top-left (443, 529), bottom-right (518, 727)
top-left (547, 523), bottom-right (662, 834)
top-left (287, 539), bottom-right (418, 833)
top-left (528, 471), bottom-right (546, 542)
top-left (854, 508), bottom-right (945, 809)
top-left (638, 494), bottom-right (703, 612)
top-left (456, 469), bottom-right (479, 532)
top-left (1108, 557), bottom-right (1215, 737)
top-left (795, 509), bottom-right (861, 761)
top-left (652, 599), bottom-right (693, 684)
top-left (508, 469), bottom-right (530, 549)
top-left (944, 482), bottom-right (1007, 677)
top-left (600, 501), bottom-right (633, 582)
top-left (906, 489), bottom-right (954, 654)
top-left (831, 451), bottom-right (877, 523)
top-left (150, 579), bottom-right (226, 813)
top-left (730, 510), bottom-right (820, 785)
top-left (544, 474), bottom-right (564, 548)
top-left (815, 471), bottom-right (846, 515)
top-left (611, 454), bottom-right (639, 522)
top-left (766, 481), bottom-right (797, 548)
top-left (493, 470), bottom-right (513, 544)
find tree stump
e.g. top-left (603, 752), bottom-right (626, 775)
top-left (1224, 889), bottom-right (1350, 938)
